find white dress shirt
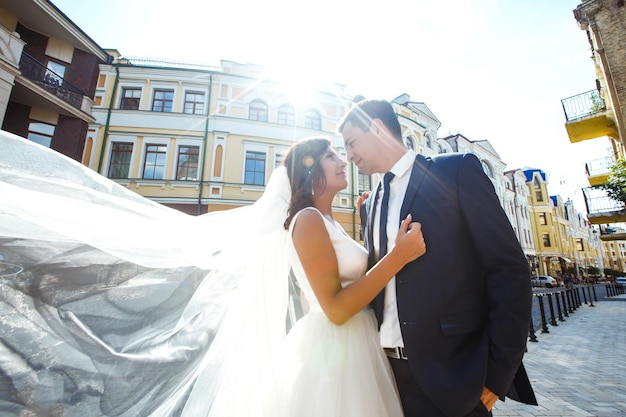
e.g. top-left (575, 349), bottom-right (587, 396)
top-left (372, 150), bottom-right (415, 348)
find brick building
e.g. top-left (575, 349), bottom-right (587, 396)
top-left (0, 0), bottom-right (110, 162)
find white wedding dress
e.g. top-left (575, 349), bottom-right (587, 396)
top-left (269, 207), bottom-right (404, 417)
top-left (0, 130), bottom-right (402, 417)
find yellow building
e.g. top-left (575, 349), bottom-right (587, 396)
top-left (87, 52), bottom-right (358, 225)
top-left (525, 168), bottom-right (561, 275)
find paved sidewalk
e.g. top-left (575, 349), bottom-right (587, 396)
top-left (493, 294), bottom-right (626, 417)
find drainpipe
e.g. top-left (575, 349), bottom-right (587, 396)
top-left (97, 64), bottom-right (120, 174)
top-left (197, 74), bottom-right (212, 215)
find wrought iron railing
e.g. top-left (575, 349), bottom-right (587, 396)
top-left (561, 89), bottom-right (607, 122)
top-left (582, 186), bottom-right (625, 216)
top-left (585, 156), bottom-right (615, 177)
top-left (18, 52), bottom-right (85, 109)
top-left (123, 56), bottom-right (220, 71)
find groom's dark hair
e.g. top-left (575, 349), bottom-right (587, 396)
top-left (337, 99), bottom-right (403, 142)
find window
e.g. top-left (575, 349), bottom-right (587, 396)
top-left (249, 100), bottom-right (268, 122)
top-left (176, 146), bottom-right (199, 180)
top-left (275, 152), bottom-right (285, 169)
top-left (538, 213), bottom-right (547, 225)
top-left (143, 144), bottom-right (167, 179)
top-left (358, 173), bottom-right (372, 194)
top-left (404, 137), bottom-right (415, 151)
top-left (424, 133), bottom-right (433, 148)
top-left (184, 91), bottom-right (205, 115)
top-left (121, 87), bottom-right (141, 110)
top-left (277, 104), bottom-right (295, 125)
top-left (533, 178), bottom-right (543, 201)
top-left (27, 121), bottom-right (55, 147)
top-left (304, 109), bottom-right (321, 130)
top-left (481, 161), bottom-right (493, 178)
top-left (152, 89), bottom-right (174, 112)
top-left (576, 239), bottom-right (584, 251)
top-left (108, 142), bottom-right (133, 178)
top-left (44, 60), bottom-right (66, 88)
top-left (542, 233), bottom-right (551, 247)
top-left (244, 151), bottom-right (266, 185)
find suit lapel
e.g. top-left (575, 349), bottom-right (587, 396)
top-left (400, 154), bottom-right (432, 222)
top-left (365, 182), bottom-right (382, 267)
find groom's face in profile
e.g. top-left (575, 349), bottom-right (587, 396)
top-left (342, 121), bottom-right (381, 175)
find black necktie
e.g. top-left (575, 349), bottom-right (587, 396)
top-left (378, 172), bottom-right (395, 260)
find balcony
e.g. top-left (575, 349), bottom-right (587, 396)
top-left (18, 52), bottom-right (85, 110)
top-left (598, 226), bottom-right (626, 241)
top-left (585, 156), bottom-right (614, 186)
top-left (582, 186), bottom-right (626, 224)
top-left (561, 90), bottom-right (618, 143)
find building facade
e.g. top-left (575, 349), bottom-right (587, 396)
top-left (87, 53), bottom-right (365, 234)
top-left (0, 0), bottom-right (110, 161)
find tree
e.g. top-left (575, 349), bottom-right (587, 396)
top-left (587, 265), bottom-right (600, 275)
top-left (594, 159), bottom-right (626, 205)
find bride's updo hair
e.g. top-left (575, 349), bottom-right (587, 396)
top-left (283, 137), bottom-right (331, 230)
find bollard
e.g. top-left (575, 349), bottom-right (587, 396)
top-left (555, 292), bottom-right (565, 321)
top-left (561, 291), bottom-right (570, 317)
top-left (581, 285), bottom-right (588, 304)
top-left (528, 316), bottom-right (538, 343)
top-left (568, 288), bottom-right (577, 312)
top-left (587, 284), bottom-right (595, 307)
top-left (546, 293), bottom-right (557, 326)
top-left (565, 289), bottom-right (573, 313)
top-left (537, 295), bottom-right (549, 333)
top-left (575, 287), bottom-right (582, 308)
top-left (592, 285), bottom-right (598, 302)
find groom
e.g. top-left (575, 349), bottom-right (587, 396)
top-left (339, 99), bottom-right (536, 417)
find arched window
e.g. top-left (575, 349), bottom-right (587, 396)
top-left (249, 100), bottom-right (268, 122)
top-left (404, 136), bottom-right (415, 151)
top-left (304, 109), bottom-right (321, 130)
top-left (534, 177), bottom-right (543, 201)
top-left (481, 160), bottom-right (493, 178)
top-left (424, 132), bottom-right (433, 148)
top-left (277, 104), bottom-right (295, 125)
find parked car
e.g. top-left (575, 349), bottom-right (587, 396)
top-left (531, 275), bottom-right (558, 288)
top-left (616, 277), bottom-right (626, 286)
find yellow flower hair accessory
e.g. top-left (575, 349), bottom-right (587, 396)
top-left (303, 156), bottom-right (315, 168)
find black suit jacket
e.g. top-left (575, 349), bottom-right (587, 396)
top-left (363, 153), bottom-right (536, 416)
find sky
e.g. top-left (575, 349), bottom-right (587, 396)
top-left (52, 0), bottom-right (604, 213)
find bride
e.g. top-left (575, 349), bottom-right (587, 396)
top-left (0, 131), bottom-right (425, 416)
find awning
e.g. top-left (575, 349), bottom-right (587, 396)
top-left (558, 256), bottom-right (572, 263)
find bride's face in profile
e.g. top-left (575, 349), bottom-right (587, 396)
top-left (317, 146), bottom-right (348, 194)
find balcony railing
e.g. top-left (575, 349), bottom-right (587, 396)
top-left (582, 186), bottom-right (625, 216)
top-left (585, 156), bottom-right (615, 177)
top-left (18, 52), bottom-right (85, 110)
top-left (561, 89), bottom-right (607, 122)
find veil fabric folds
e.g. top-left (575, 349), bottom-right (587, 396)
top-left (0, 130), bottom-right (295, 416)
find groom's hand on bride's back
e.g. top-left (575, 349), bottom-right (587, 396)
top-left (393, 214), bottom-right (426, 264)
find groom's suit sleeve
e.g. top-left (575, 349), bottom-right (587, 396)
top-left (457, 154), bottom-right (532, 399)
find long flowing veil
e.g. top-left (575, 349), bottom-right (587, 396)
top-left (0, 130), bottom-right (296, 416)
